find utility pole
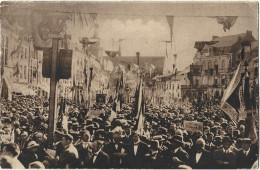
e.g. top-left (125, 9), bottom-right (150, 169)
top-left (47, 39), bottom-right (59, 146)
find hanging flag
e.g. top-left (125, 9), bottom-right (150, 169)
top-left (220, 63), bottom-right (243, 123)
top-left (13, 62), bottom-right (19, 76)
top-left (210, 16), bottom-right (238, 32)
top-left (109, 108), bottom-right (117, 122)
top-left (136, 107), bottom-right (144, 135)
top-left (135, 77), bottom-right (143, 119)
top-left (244, 72), bottom-right (251, 110)
top-left (10, 39), bottom-right (22, 56)
top-left (166, 16), bottom-right (174, 47)
top-left (32, 11), bottom-right (70, 49)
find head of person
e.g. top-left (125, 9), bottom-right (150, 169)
top-left (207, 132), bottom-right (214, 142)
top-left (92, 140), bottom-right (103, 153)
top-left (53, 130), bottom-right (63, 143)
top-left (131, 131), bottom-right (140, 143)
top-left (239, 125), bottom-right (245, 133)
top-left (195, 138), bottom-right (205, 153)
top-left (111, 126), bottom-right (123, 141)
top-left (28, 161), bottom-right (45, 169)
top-left (35, 132), bottom-right (44, 144)
top-left (242, 138), bottom-right (251, 151)
top-left (0, 155), bottom-right (14, 168)
top-left (61, 134), bottom-right (73, 147)
top-left (20, 131), bottom-right (28, 141)
top-left (171, 135), bottom-right (183, 149)
top-left (1, 143), bottom-right (20, 158)
top-left (27, 141), bottom-right (39, 153)
top-left (227, 126), bottom-right (233, 135)
top-left (222, 136), bottom-right (233, 150)
top-left (81, 130), bottom-right (91, 142)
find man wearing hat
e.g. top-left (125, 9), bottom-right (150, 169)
top-left (189, 138), bottom-right (212, 169)
top-left (75, 130), bottom-right (93, 168)
top-left (18, 141), bottom-right (40, 168)
top-left (146, 140), bottom-right (167, 169)
top-left (236, 138), bottom-right (257, 169)
top-left (213, 136), bottom-right (236, 169)
top-left (125, 131), bottom-right (149, 168)
top-left (103, 126), bottom-right (127, 168)
top-left (88, 140), bottom-right (110, 169)
top-left (1, 142), bottom-right (25, 169)
top-left (47, 133), bottom-right (79, 168)
top-left (166, 135), bottom-right (189, 169)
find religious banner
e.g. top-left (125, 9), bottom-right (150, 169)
top-left (32, 11), bottom-right (69, 49)
top-left (183, 121), bottom-right (203, 135)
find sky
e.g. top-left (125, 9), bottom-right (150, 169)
top-left (59, 2), bottom-right (258, 70)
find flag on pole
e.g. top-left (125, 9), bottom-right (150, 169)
top-left (136, 106), bottom-right (144, 135)
top-left (220, 63), bottom-right (243, 123)
top-left (135, 77), bottom-right (143, 119)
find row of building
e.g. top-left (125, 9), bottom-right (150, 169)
top-left (149, 30), bottom-right (258, 106)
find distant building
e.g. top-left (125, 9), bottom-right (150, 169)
top-left (187, 30), bottom-right (256, 102)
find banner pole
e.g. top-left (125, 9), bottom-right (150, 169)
top-left (47, 38), bottom-right (59, 147)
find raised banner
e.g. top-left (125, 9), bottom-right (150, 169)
top-left (32, 11), bottom-right (69, 49)
top-left (183, 120), bottom-right (203, 134)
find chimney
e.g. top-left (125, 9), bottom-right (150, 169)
top-left (136, 52), bottom-right (140, 66)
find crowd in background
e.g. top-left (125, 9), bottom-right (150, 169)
top-left (0, 95), bottom-right (258, 169)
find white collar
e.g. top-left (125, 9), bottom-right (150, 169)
top-left (223, 148), bottom-right (230, 153)
top-left (94, 149), bottom-right (101, 155)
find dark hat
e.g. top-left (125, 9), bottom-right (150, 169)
top-left (214, 136), bottom-right (223, 141)
top-left (222, 136), bottom-right (233, 144)
top-left (171, 135), bottom-right (183, 145)
top-left (150, 140), bottom-right (160, 150)
top-left (62, 133), bottom-right (73, 141)
top-left (54, 130), bottom-right (64, 136)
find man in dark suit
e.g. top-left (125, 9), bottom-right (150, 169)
top-left (75, 130), bottom-right (93, 168)
top-left (236, 138), bottom-right (257, 169)
top-left (125, 131), bottom-right (149, 169)
top-left (88, 140), bottom-right (110, 169)
top-left (103, 126), bottom-right (127, 168)
top-left (213, 136), bottom-right (236, 169)
top-left (205, 132), bottom-right (217, 154)
top-left (166, 135), bottom-right (190, 169)
top-left (190, 138), bottom-right (212, 169)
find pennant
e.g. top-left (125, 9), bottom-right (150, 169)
top-left (220, 63), bottom-right (243, 123)
top-left (32, 11), bottom-right (70, 49)
top-left (211, 16), bottom-right (238, 32)
top-left (166, 16), bottom-right (174, 47)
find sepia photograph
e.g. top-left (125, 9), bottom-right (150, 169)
top-left (0, 1), bottom-right (259, 169)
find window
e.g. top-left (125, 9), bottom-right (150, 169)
top-left (222, 60), bottom-right (225, 70)
top-left (20, 65), bottom-right (23, 78)
top-left (24, 66), bottom-right (27, 79)
top-left (21, 47), bottom-right (24, 59)
top-left (2, 36), bottom-right (9, 65)
top-left (25, 48), bottom-right (27, 59)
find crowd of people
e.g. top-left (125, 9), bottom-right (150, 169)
top-left (0, 94), bottom-right (259, 169)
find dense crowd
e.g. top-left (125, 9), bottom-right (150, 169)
top-left (0, 95), bottom-right (259, 169)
